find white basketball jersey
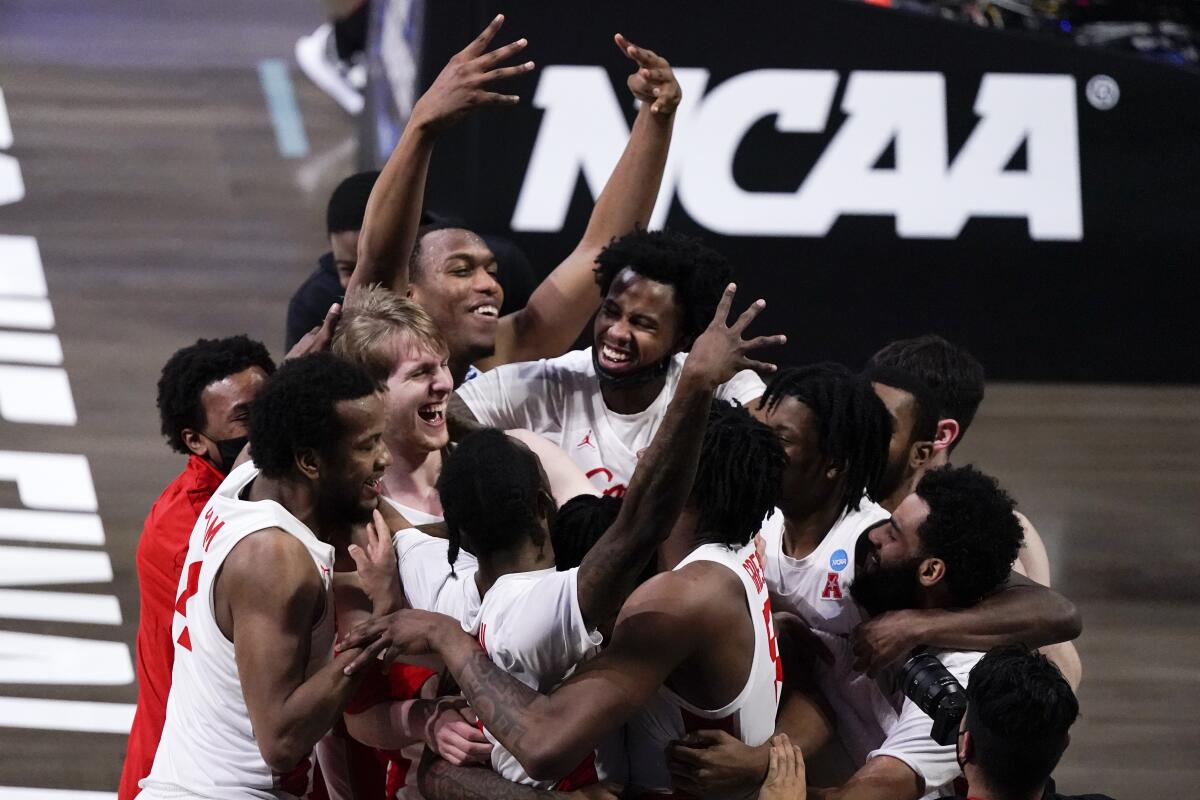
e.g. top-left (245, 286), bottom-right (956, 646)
top-left (141, 461), bottom-right (336, 800)
top-left (456, 348), bottom-right (765, 497)
top-left (468, 567), bottom-right (604, 789)
top-left (624, 541), bottom-right (782, 793)
top-left (759, 499), bottom-right (890, 636)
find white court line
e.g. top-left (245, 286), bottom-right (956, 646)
top-left (0, 697), bottom-right (134, 733)
top-left (0, 590), bottom-right (121, 624)
top-left (0, 509), bottom-right (104, 545)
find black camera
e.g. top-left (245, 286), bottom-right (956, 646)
top-left (896, 650), bottom-right (968, 746)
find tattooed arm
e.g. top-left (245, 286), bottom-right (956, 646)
top-left (344, 570), bottom-right (708, 782)
top-left (418, 748), bottom-right (558, 800)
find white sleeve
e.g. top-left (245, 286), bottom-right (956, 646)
top-left (867, 651), bottom-right (980, 795)
top-left (715, 369), bottom-right (766, 406)
top-left (496, 569), bottom-right (603, 689)
top-left (454, 358), bottom-right (564, 436)
top-left (392, 528), bottom-right (455, 611)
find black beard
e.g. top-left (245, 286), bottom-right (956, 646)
top-left (592, 346), bottom-right (672, 391)
top-left (316, 480), bottom-right (374, 537)
top-left (850, 555), bottom-right (923, 617)
top-left (875, 454), bottom-right (912, 504)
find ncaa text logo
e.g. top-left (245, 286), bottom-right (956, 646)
top-left (513, 67), bottom-right (1083, 241)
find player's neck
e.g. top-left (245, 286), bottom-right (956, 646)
top-left (659, 508), bottom-right (704, 570)
top-left (599, 374), bottom-right (667, 415)
top-left (780, 496), bottom-right (845, 560)
top-left (381, 443), bottom-right (443, 515)
top-left (962, 767), bottom-right (1044, 800)
top-left (475, 537), bottom-right (555, 595)
top-left (448, 354), bottom-right (473, 387)
top-left (879, 469), bottom-right (922, 513)
top-left (245, 474), bottom-right (347, 544)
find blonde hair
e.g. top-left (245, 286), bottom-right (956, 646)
top-left (333, 284), bottom-right (448, 382)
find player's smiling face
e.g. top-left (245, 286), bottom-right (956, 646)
top-left (408, 228), bottom-right (503, 364)
top-left (593, 268), bottom-right (683, 374)
top-left (384, 335), bottom-right (452, 455)
top-left (316, 391), bottom-right (392, 529)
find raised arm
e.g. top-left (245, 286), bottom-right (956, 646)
top-left (349, 15), bottom-right (532, 296)
top-left (222, 530), bottom-right (368, 772)
top-left (479, 35), bottom-right (681, 369)
top-left (851, 571), bottom-right (1082, 676)
top-left (343, 572), bottom-right (704, 782)
top-left (576, 284), bottom-right (784, 630)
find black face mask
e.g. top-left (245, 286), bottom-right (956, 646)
top-left (591, 346), bottom-right (673, 391)
top-left (200, 433), bottom-right (248, 475)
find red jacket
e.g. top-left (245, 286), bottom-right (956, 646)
top-left (118, 455), bottom-right (224, 799)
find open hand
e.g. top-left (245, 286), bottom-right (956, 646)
top-left (412, 14), bottom-right (534, 134)
top-left (615, 33), bottom-right (681, 116)
top-left (340, 608), bottom-right (450, 675)
top-left (426, 697), bottom-right (493, 765)
top-left (683, 284), bottom-right (786, 389)
top-left (759, 734), bottom-right (806, 800)
top-left (349, 509), bottom-right (402, 615)
top-left (285, 302), bottom-right (340, 360)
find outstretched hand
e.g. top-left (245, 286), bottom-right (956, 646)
top-left (615, 33), bottom-right (681, 116)
top-left (339, 607), bottom-right (453, 675)
top-left (759, 734), bottom-right (806, 800)
top-left (683, 283), bottom-right (786, 388)
top-left (285, 302), bottom-right (341, 360)
top-left (349, 509), bottom-right (402, 615)
top-left (411, 14), bottom-right (534, 134)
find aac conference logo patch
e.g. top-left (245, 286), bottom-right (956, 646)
top-left (830, 549), bottom-right (849, 572)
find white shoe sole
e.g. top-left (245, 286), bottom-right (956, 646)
top-left (295, 24), bottom-right (365, 115)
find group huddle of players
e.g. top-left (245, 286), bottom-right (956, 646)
top-left (119, 15), bottom-right (1088, 800)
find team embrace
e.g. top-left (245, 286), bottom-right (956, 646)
top-left (122, 16), bottom-right (1087, 800)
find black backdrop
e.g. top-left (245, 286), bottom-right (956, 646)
top-left (382, 0), bottom-right (1199, 382)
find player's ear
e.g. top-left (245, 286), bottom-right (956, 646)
top-left (180, 428), bottom-right (208, 458)
top-left (933, 419), bottom-right (960, 453)
top-left (957, 729), bottom-right (973, 764)
top-left (295, 448), bottom-right (321, 480)
top-left (917, 556), bottom-right (945, 588)
top-left (909, 439), bottom-right (935, 470)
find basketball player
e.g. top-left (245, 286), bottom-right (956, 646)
top-left (858, 336), bottom-right (1081, 686)
top-left (666, 367), bottom-right (1081, 795)
top-left (326, 287), bottom-right (593, 798)
top-left (352, 17), bottom-right (682, 386)
top-left (345, 284), bottom-right (784, 794)
top-left (139, 353), bottom-right (394, 800)
top-left (119, 336), bottom-right (275, 800)
top-left (343, 398), bottom-right (790, 795)
top-left (453, 230), bottom-right (767, 496)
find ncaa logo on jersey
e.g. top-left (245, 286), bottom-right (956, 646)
top-left (829, 549), bottom-right (849, 572)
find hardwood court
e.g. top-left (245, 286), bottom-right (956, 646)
top-left (1, 2), bottom-right (1196, 797)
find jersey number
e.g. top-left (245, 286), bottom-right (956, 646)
top-left (174, 560), bottom-right (203, 651)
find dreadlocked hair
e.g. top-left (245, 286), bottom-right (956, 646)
top-left (760, 363), bottom-right (892, 509)
top-left (593, 228), bottom-right (732, 343)
top-left (437, 428), bottom-right (547, 573)
top-left (551, 494), bottom-right (623, 570)
top-left (691, 401), bottom-right (788, 548)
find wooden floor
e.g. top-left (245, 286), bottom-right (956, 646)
top-left (0, 2), bottom-right (1196, 797)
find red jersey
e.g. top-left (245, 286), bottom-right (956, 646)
top-left (118, 455), bottom-right (224, 800)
